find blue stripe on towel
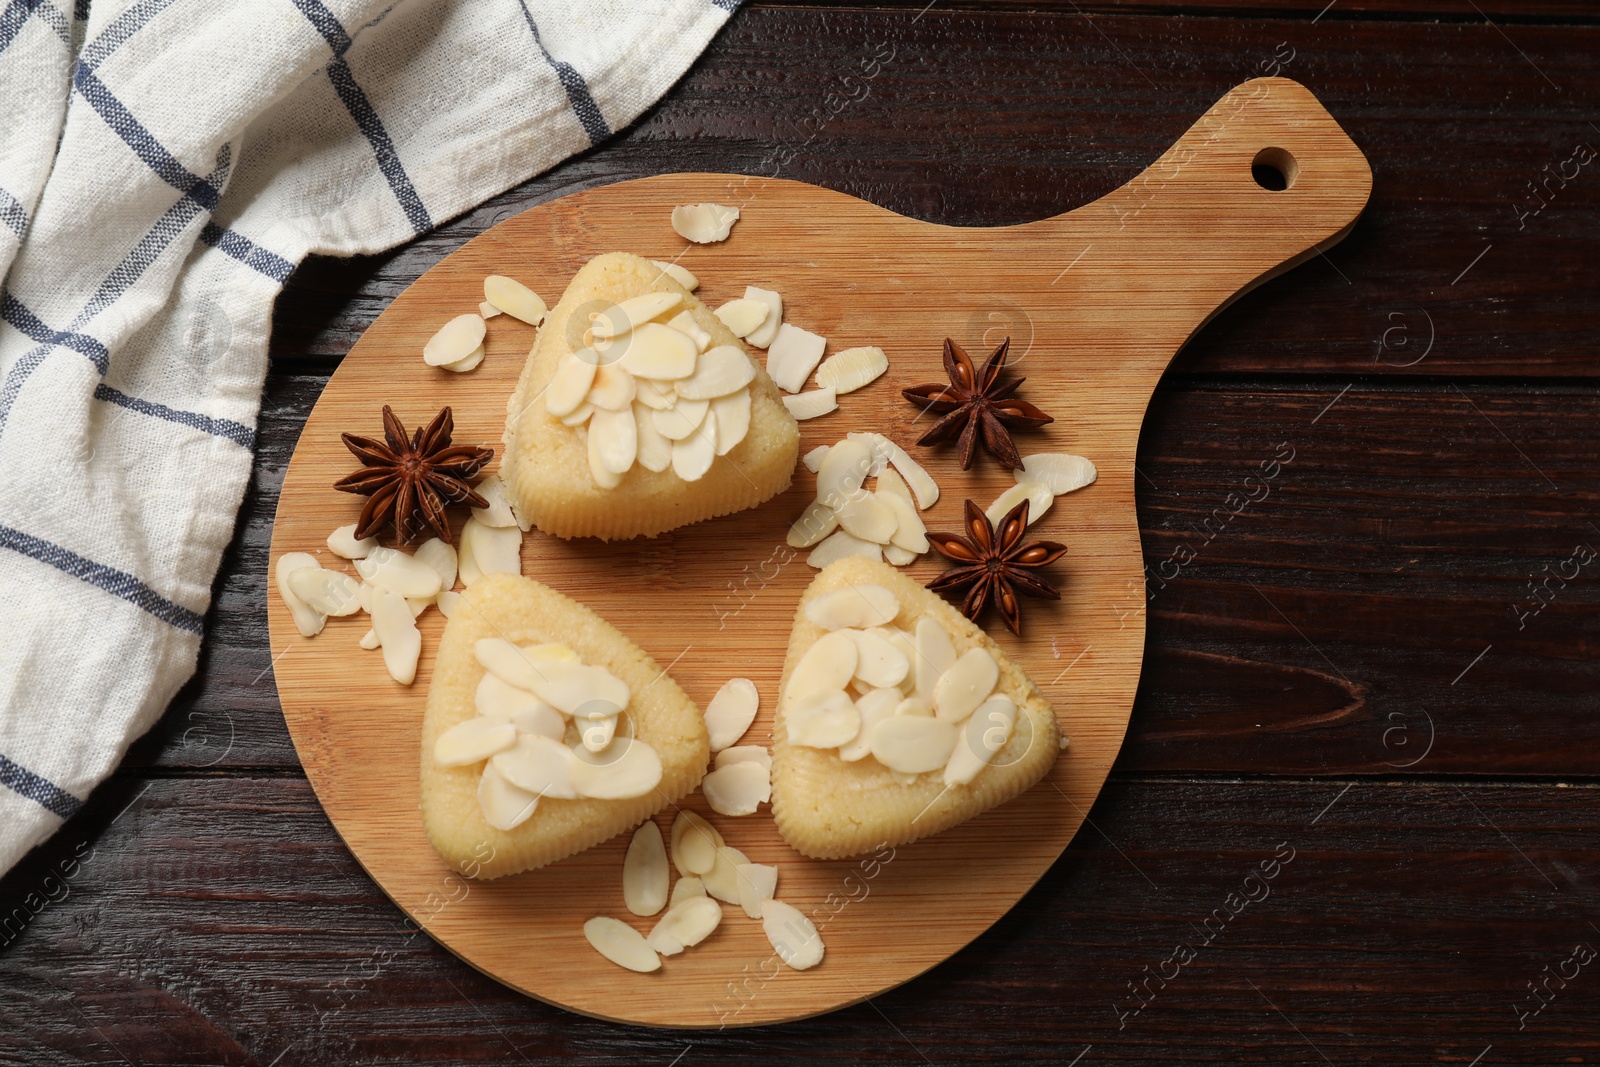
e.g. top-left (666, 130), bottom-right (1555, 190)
top-left (0, 0), bottom-right (43, 54)
top-left (198, 223), bottom-right (295, 283)
top-left (93, 383), bottom-right (255, 450)
top-left (0, 752), bottom-right (80, 820)
top-left (0, 522), bottom-right (205, 634)
top-left (0, 188), bottom-right (25, 237)
top-left (71, 64), bottom-right (223, 211)
top-left (516, 2), bottom-right (611, 146)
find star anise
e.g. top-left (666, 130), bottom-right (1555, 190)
top-left (901, 337), bottom-right (1053, 471)
top-left (333, 406), bottom-right (493, 544)
top-left (925, 498), bottom-right (1067, 636)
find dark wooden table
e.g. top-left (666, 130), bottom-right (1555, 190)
top-left (5, 2), bottom-right (1599, 1063)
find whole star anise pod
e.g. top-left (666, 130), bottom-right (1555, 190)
top-left (901, 337), bottom-right (1053, 471)
top-left (333, 406), bottom-right (493, 544)
top-left (925, 498), bottom-right (1067, 636)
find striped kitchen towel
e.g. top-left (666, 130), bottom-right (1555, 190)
top-left (0, 0), bottom-right (742, 876)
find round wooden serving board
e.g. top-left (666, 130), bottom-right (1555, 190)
top-left (267, 78), bottom-right (1370, 1028)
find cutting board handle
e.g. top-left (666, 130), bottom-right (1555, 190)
top-left (1037, 77), bottom-right (1372, 381)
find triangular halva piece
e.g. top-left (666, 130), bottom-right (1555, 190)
top-left (771, 557), bottom-right (1060, 859)
top-left (421, 574), bottom-right (709, 879)
top-left (502, 251), bottom-right (799, 540)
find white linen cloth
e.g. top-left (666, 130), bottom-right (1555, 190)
top-left (0, 0), bottom-right (740, 876)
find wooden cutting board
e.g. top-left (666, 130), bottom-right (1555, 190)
top-left (266, 77), bottom-right (1369, 1028)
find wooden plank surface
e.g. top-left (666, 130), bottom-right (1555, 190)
top-left (4, 0), bottom-right (1599, 1061)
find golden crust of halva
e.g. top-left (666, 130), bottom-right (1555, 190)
top-left (502, 251), bottom-right (799, 540)
top-left (770, 557), bottom-right (1061, 859)
top-left (420, 573), bottom-right (709, 879)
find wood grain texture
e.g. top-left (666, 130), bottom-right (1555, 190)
top-left (264, 79), bottom-right (1370, 1026)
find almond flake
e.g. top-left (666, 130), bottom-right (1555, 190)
top-left (592, 292), bottom-right (684, 340)
top-left (647, 895), bottom-right (722, 956)
top-left (463, 519), bottom-right (521, 577)
top-left (709, 389), bottom-right (750, 456)
top-left (670, 429), bottom-right (715, 482)
top-left (469, 476), bottom-right (518, 529)
top-left (483, 275), bottom-right (547, 325)
top-left (358, 629), bottom-right (381, 650)
top-left (815, 345), bottom-right (888, 394)
top-left (787, 631), bottom-right (858, 699)
top-left (702, 845), bottom-right (751, 904)
top-left (624, 821), bottom-right (670, 917)
top-left (786, 499), bottom-right (839, 549)
top-left (423, 313), bottom-right (486, 366)
top-left (653, 398), bottom-right (708, 441)
top-left (356, 548), bottom-right (443, 599)
top-left (803, 583), bottom-right (899, 629)
top-left (287, 566), bottom-right (362, 617)
top-left (835, 492), bottom-right (896, 543)
top-left (479, 300), bottom-right (502, 319)
top-left (590, 406), bottom-right (638, 475)
top-left (666, 310), bottom-right (711, 353)
top-left (703, 761), bottom-right (770, 817)
top-left (569, 737), bottom-right (663, 799)
top-left (875, 467), bottom-right (911, 502)
top-left (883, 544), bottom-right (917, 566)
top-left (869, 715), bottom-right (959, 773)
top-left (850, 432), bottom-right (939, 510)
top-left (670, 203), bottom-right (740, 244)
top-left (617, 322), bottom-right (697, 379)
top-left (634, 377), bottom-right (676, 410)
top-left (437, 590), bottom-right (462, 618)
top-left (433, 717), bottom-right (517, 766)
top-left (839, 687), bottom-right (901, 761)
top-left (945, 694), bottom-right (1017, 786)
top-left (327, 524), bottom-right (376, 560)
top-left (516, 657), bottom-right (629, 717)
top-left (492, 734), bottom-right (578, 798)
top-left (512, 703), bottom-right (568, 741)
top-left (545, 347), bottom-right (601, 417)
top-left (785, 689), bottom-right (860, 749)
top-left (649, 260), bottom-right (699, 291)
top-left (743, 286), bottom-right (783, 348)
top-left (456, 526), bottom-right (482, 586)
top-left (933, 647), bottom-right (1000, 723)
top-left (275, 552), bottom-right (326, 637)
top-left (670, 876), bottom-right (706, 906)
top-left (781, 386), bottom-right (837, 421)
top-left (765, 323), bottom-right (826, 393)
top-left (878, 490), bottom-right (928, 554)
top-left (714, 297), bottom-right (770, 338)
top-left (713, 745), bottom-right (771, 772)
top-left (413, 537), bottom-right (459, 589)
top-left (560, 401), bottom-right (595, 427)
top-left (675, 345), bottom-right (755, 401)
top-left (475, 671), bottom-right (536, 716)
top-left (848, 628), bottom-right (910, 688)
top-left (914, 617), bottom-right (957, 701)
top-left (369, 586), bottom-right (421, 685)
top-left (633, 402), bottom-right (673, 472)
top-left (584, 916), bottom-right (661, 973)
top-left (985, 480), bottom-right (1053, 529)
top-left (587, 426), bottom-right (622, 488)
top-left (441, 344), bottom-right (484, 373)
top-left (805, 529), bottom-right (881, 568)
top-left (1019, 452), bottom-right (1098, 495)
top-left (586, 361), bottom-right (637, 411)
top-left (802, 445), bottom-right (830, 473)
top-left (671, 811), bottom-right (723, 876)
top-left (761, 899), bottom-right (824, 970)
top-left (815, 438), bottom-right (873, 508)
top-left (735, 862), bottom-right (779, 920)
top-left (705, 677), bottom-right (760, 751)
top-left (477, 763), bottom-right (539, 830)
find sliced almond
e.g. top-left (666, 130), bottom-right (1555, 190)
top-left (413, 537), bottom-right (459, 590)
top-left (702, 845), bottom-right (751, 904)
top-left (714, 297), bottom-right (770, 338)
top-left (1018, 452), bottom-right (1098, 495)
top-left (666, 310), bottom-right (711, 353)
top-left (475, 671), bottom-right (536, 716)
top-left (587, 361), bottom-right (637, 411)
top-left (433, 716), bottom-right (517, 767)
top-left (356, 548), bottom-right (442, 599)
top-left (933, 647), bottom-right (1000, 723)
top-left (560, 401), bottom-right (595, 427)
top-left (895, 695), bottom-right (934, 717)
top-left (670, 876), bottom-right (706, 906)
top-left (786, 499), bottom-right (839, 549)
top-left (848, 628), bottom-right (910, 689)
top-left (915, 617), bottom-right (957, 701)
top-left (835, 492), bottom-right (896, 543)
top-left (569, 737), bottom-right (662, 799)
top-left (287, 566), bottom-right (362, 617)
top-left (633, 402), bottom-right (673, 472)
top-left (456, 526), bottom-right (482, 587)
top-left (492, 734), bottom-right (579, 798)
top-left (945, 694), bottom-right (1018, 787)
top-left (647, 895), bottom-right (722, 956)
top-left (369, 586), bottom-right (421, 685)
top-left (850, 432), bottom-right (939, 510)
top-left (670, 203), bottom-right (740, 244)
top-left (423, 313), bottom-right (486, 366)
top-left (624, 821), bottom-right (670, 917)
top-left (275, 553), bottom-right (326, 637)
top-left (635, 376), bottom-right (676, 411)
top-left (735, 862), bottom-right (778, 920)
top-left (704, 677), bottom-right (760, 751)
top-left (786, 631), bottom-right (858, 699)
top-left (781, 387), bottom-right (837, 421)
top-left (589, 406), bottom-right (639, 476)
top-left (883, 544), bottom-right (917, 566)
top-left (441, 344), bottom-right (484, 373)
top-left (587, 424), bottom-right (623, 488)
top-left (471, 475), bottom-right (519, 529)
top-left (742, 286), bottom-right (783, 348)
top-left (617, 322), bottom-right (697, 380)
top-left (703, 761), bottom-right (770, 817)
top-left (815, 345), bottom-right (888, 394)
top-left (477, 763), bottom-right (539, 830)
top-left (713, 745), bottom-right (771, 772)
top-left (545, 347), bottom-right (601, 417)
top-left (784, 689), bottom-right (860, 749)
top-left (711, 389), bottom-right (751, 456)
top-left (840, 686), bottom-right (902, 761)
top-left (675, 345), bottom-right (755, 401)
top-left (761, 899), bottom-right (823, 970)
top-left (479, 300), bottom-right (502, 319)
top-left (437, 590), bottom-right (462, 618)
top-left (327, 524), bottom-right (375, 560)
top-left (463, 519), bottom-right (521, 577)
top-left (869, 715), bottom-right (959, 773)
top-left (511, 702), bottom-right (568, 741)
top-left (592, 292), bottom-right (684, 340)
top-left (806, 529), bottom-right (882, 568)
top-left (879, 491), bottom-right (929, 554)
top-left (765, 323), bottom-right (827, 393)
top-left (670, 429), bottom-right (715, 482)
top-left (804, 583), bottom-right (899, 630)
top-left (483, 275), bottom-right (547, 326)
top-left (986, 480), bottom-right (1053, 529)
top-left (671, 811), bottom-right (723, 877)
top-left (875, 467), bottom-right (911, 502)
top-left (649, 260), bottom-right (698, 291)
top-left (584, 916), bottom-right (660, 973)
top-left (653, 398), bottom-right (708, 441)
top-left (802, 444), bottom-right (830, 473)
top-left (518, 658), bottom-right (629, 717)
top-left (815, 439), bottom-right (873, 509)
top-left (358, 629), bottom-right (381, 650)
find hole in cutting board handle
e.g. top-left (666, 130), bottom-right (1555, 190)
top-left (1251, 146), bottom-right (1298, 191)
